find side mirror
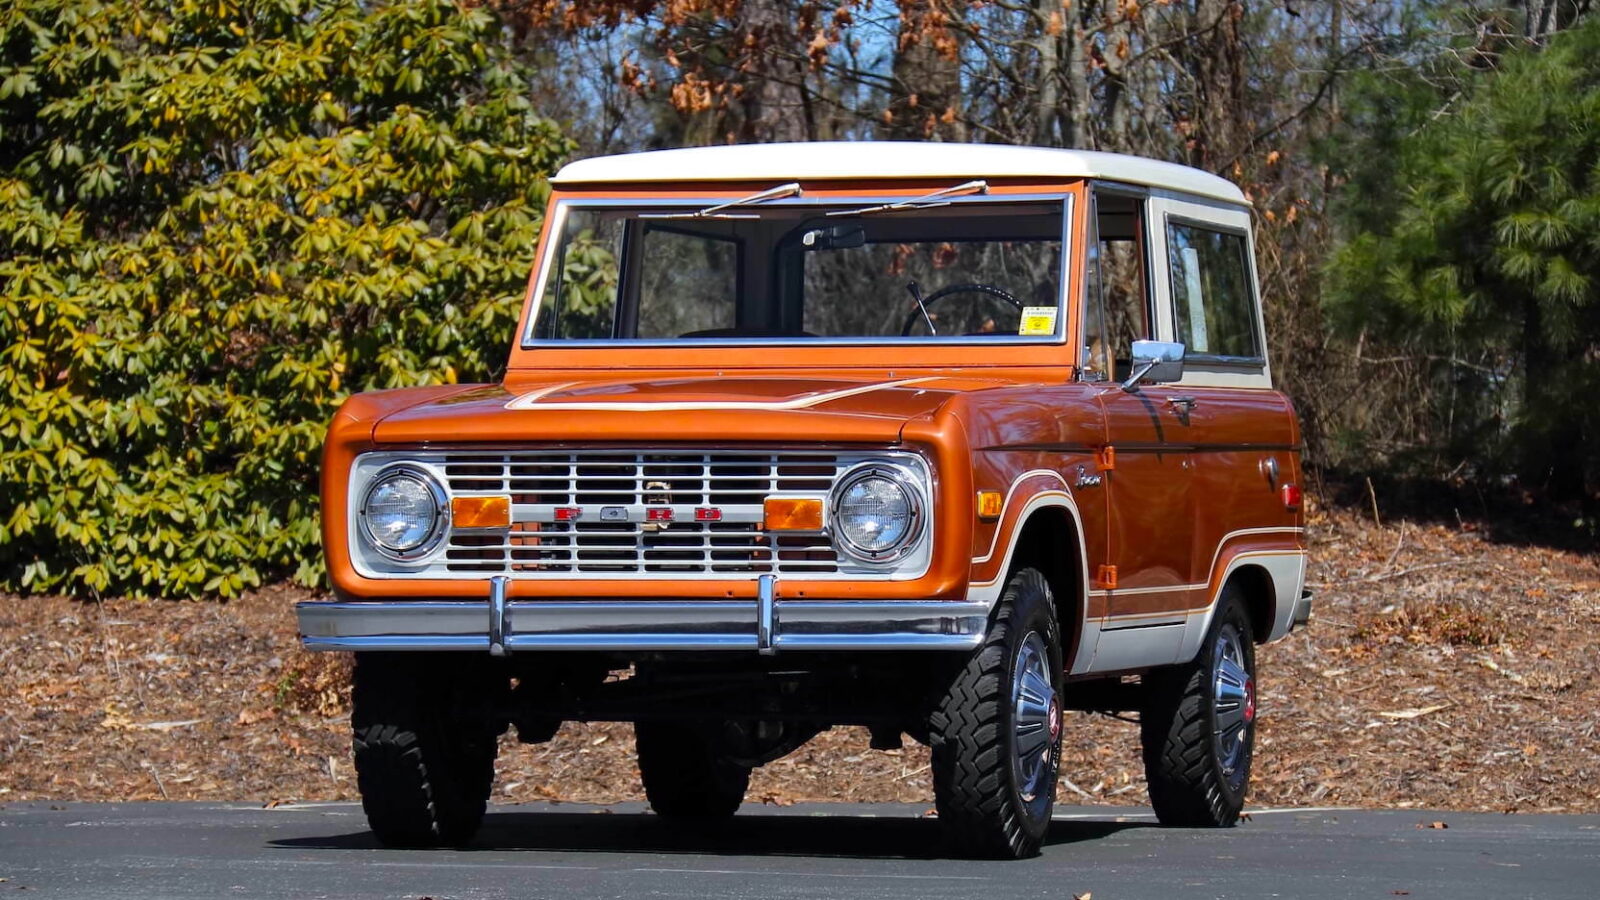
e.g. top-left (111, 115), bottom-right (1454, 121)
top-left (801, 223), bottom-right (866, 250)
top-left (1121, 340), bottom-right (1185, 392)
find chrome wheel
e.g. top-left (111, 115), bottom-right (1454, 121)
top-left (1011, 631), bottom-right (1060, 804)
top-left (1143, 590), bottom-right (1255, 827)
top-left (932, 567), bottom-right (1060, 857)
top-left (1212, 623), bottom-right (1255, 783)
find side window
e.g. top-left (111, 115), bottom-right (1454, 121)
top-left (1082, 192), bottom-right (1152, 379)
top-left (636, 226), bottom-right (739, 337)
top-left (1166, 222), bottom-right (1260, 361)
top-left (533, 208), bottom-right (622, 340)
top-left (534, 214), bottom-right (743, 340)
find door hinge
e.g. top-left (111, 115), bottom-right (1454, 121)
top-left (1095, 445), bottom-right (1116, 472)
top-left (1094, 564), bottom-right (1118, 591)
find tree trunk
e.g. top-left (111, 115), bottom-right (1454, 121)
top-left (1063, 17), bottom-right (1091, 149)
top-left (887, 0), bottom-right (965, 142)
top-left (1183, 0), bottom-right (1247, 169)
top-left (1519, 291), bottom-right (1583, 494)
top-left (1526, 0), bottom-right (1594, 43)
top-left (738, 0), bottom-right (809, 142)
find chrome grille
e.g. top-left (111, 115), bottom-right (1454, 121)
top-left (439, 451), bottom-right (844, 576)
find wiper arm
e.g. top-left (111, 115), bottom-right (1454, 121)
top-left (826, 180), bottom-right (988, 217)
top-left (906, 281), bottom-right (937, 335)
top-left (640, 182), bottom-right (802, 220)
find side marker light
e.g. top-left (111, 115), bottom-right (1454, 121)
top-left (977, 491), bottom-right (1004, 520)
top-left (1281, 483), bottom-right (1302, 511)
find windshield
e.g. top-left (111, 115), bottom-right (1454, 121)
top-left (528, 197), bottom-right (1067, 343)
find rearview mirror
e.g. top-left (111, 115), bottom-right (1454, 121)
top-left (1121, 340), bottom-right (1185, 392)
top-left (800, 224), bottom-right (866, 250)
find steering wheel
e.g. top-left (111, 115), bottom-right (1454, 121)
top-left (899, 282), bottom-right (1024, 336)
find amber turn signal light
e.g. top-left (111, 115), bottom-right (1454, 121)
top-left (451, 495), bottom-right (510, 529)
top-left (764, 497), bottom-right (823, 531)
top-left (976, 490), bottom-right (1004, 520)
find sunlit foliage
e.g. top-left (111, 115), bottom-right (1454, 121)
top-left (0, 0), bottom-right (572, 596)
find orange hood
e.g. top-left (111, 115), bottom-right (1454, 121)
top-left (367, 374), bottom-right (1011, 445)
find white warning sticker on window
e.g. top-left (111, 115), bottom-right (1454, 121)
top-left (1018, 306), bottom-right (1058, 336)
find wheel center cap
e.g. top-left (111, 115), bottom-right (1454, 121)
top-left (1048, 696), bottom-right (1061, 740)
top-left (1243, 677), bottom-right (1256, 725)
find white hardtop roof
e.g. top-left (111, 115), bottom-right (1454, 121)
top-left (553, 141), bottom-right (1247, 206)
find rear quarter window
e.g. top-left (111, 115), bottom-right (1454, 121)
top-left (1166, 221), bottom-right (1260, 362)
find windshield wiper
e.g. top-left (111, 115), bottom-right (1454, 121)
top-left (825, 180), bottom-right (988, 218)
top-left (641, 182), bottom-right (803, 220)
top-left (906, 281), bottom-right (937, 335)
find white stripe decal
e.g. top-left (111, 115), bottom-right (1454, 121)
top-left (970, 469), bottom-right (1074, 566)
top-left (972, 516), bottom-right (1302, 594)
top-left (972, 515), bottom-right (1302, 611)
top-left (1095, 546), bottom-right (1307, 622)
top-left (1097, 550), bottom-right (1306, 629)
top-left (504, 377), bottom-right (942, 412)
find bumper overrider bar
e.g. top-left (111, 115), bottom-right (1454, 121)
top-left (298, 575), bottom-right (988, 654)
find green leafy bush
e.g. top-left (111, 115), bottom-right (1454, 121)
top-left (0, 0), bottom-right (573, 597)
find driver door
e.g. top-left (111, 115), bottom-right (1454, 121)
top-left (1082, 186), bottom-right (1196, 670)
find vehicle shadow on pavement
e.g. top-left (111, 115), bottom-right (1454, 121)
top-left (269, 811), bottom-right (1147, 860)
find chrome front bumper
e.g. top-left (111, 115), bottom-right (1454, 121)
top-left (298, 576), bottom-right (987, 654)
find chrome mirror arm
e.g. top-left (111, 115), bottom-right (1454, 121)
top-left (1121, 361), bottom-right (1157, 393)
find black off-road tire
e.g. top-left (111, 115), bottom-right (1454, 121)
top-left (1141, 586), bottom-right (1257, 827)
top-left (351, 653), bottom-right (499, 847)
top-left (928, 567), bottom-right (1064, 859)
top-left (635, 721), bottom-right (751, 820)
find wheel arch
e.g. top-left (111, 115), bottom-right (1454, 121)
top-left (968, 484), bottom-right (1093, 673)
top-left (1006, 506), bottom-right (1085, 660)
top-left (1180, 552), bottom-right (1303, 662)
top-left (1222, 563), bottom-right (1275, 644)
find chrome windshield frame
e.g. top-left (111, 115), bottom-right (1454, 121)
top-left (520, 193), bottom-right (1075, 350)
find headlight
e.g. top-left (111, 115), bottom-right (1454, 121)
top-left (831, 465), bottom-right (923, 562)
top-left (360, 465), bottom-right (448, 560)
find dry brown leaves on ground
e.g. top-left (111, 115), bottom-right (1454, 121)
top-left (1, 502), bottom-right (1596, 812)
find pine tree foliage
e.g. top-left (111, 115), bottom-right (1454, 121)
top-left (0, 0), bottom-right (572, 597)
top-left (1324, 19), bottom-right (1600, 499)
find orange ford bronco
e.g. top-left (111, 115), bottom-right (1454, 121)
top-left (299, 142), bottom-right (1312, 858)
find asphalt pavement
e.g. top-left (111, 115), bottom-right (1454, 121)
top-left (1, 801), bottom-right (1595, 899)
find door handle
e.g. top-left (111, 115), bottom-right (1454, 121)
top-left (1167, 396), bottom-right (1198, 412)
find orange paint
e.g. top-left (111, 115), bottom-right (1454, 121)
top-left (320, 173), bottom-right (1304, 637)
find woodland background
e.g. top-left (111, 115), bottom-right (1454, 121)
top-left (1, 0), bottom-right (1598, 599)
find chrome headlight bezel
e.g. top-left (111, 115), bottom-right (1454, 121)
top-left (829, 463), bottom-right (926, 565)
top-left (358, 464), bottom-right (450, 562)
